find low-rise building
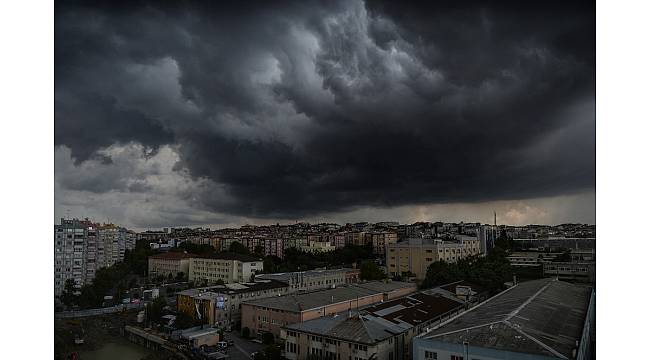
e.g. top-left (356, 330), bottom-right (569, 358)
top-left (177, 279), bottom-right (290, 328)
top-left (148, 252), bottom-right (195, 280)
top-left (257, 268), bottom-right (360, 293)
top-left (544, 262), bottom-right (595, 283)
top-left (386, 238), bottom-right (481, 280)
top-left (282, 291), bottom-right (466, 360)
top-left (413, 278), bottom-right (595, 360)
top-left (241, 281), bottom-right (417, 340)
top-left (189, 253), bottom-right (263, 285)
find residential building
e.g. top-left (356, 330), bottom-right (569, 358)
top-left (257, 268), bottom-right (360, 292)
top-left (370, 231), bottom-right (398, 256)
top-left (55, 218), bottom-right (135, 296)
top-left (282, 291), bottom-right (466, 360)
top-left (148, 252), bottom-right (195, 280)
top-left (413, 278), bottom-right (595, 360)
top-left (188, 253), bottom-right (263, 285)
top-left (177, 279), bottom-right (290, 328)
top-left (301, 240), bottom-right (336, 253)
top-left (264, 238), bottom-right (284, 259)
top-left (386, 238), bottom-right (481, 280)
top-left (241, 281), bottom-right (417, 339)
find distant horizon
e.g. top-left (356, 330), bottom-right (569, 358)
top-left (55, 215), bottom-right (595, 233)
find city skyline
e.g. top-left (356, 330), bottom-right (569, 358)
top-left (55, 0), bottom-right (595, 230)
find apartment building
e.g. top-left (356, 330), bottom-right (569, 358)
top-left (256, 268), bottom-right (360, 293)
top-left (189, 253), bottom-right (263, 285)
top-left (301, 240), bottom-right (335, 253)
top-left (148, 252), bottom-right (195, 280)
top-left (177, 279), bottom-right (290, 328)
top-left (241, 281), bottom-right (417, 339)
top-left (281, 292), bottom-right (465, 360)
top-left (369, 231), bottom-right (398, 256)
top-left (264, 238), bottom-right (284, 259)
top-left (386, 238), bottom-right (481, 280)
top-left (55, 218), bottom-right (135, 296)
top-left (345, 232), bottom-right (367, 246)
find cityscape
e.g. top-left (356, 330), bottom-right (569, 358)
top-left (53, 0), bottom-right (596, 359)
top-left (55, 218), bottom-right (595, 360)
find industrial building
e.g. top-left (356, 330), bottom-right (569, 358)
top-left (413, 278), bottom-right (595, 360)
top-left (177, 279), bottom-right (290, 328)
top-left (281, 291), bottom-right (466, 360)
top-left (241, 281), bottom-right (417, 339)
top-left (256, 268), bottom-right (360, 293)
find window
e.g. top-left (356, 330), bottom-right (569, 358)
top-left (424, 351), bottom-right (437, 359)
top-left (450, 356), bottom-right (463, 360)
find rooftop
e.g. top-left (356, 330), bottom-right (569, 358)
top-left (193, 252), bottom-right (262, 262)
top-left (284, 291), bottom-right (464, 345)
top-left (178, 279), bottom-right (289, 298)
top-left (243, 281), bottom-right (415, 312)
top-left (419, 278), bottom-right (593, 359)
top-left (150, 252), bottom-right (196, 260)
top-left (256, 268), bottom-right (356, 282)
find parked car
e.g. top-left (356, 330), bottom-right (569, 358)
top-left (227, 340), bottom-right (234, 346)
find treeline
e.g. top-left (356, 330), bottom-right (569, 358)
top-left (420, 247), bottom-right (513, 294)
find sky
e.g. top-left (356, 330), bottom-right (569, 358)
top-left (55, 0), bottom-right (595, 230)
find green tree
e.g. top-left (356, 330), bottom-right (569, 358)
top-left (174, 312), bottom-right (194, 329)
top-left (61, 279), bottom-right (76, 306)
top-left (254, 245), bottom-right (264, 257)
top-left (262, 332), bottom-right (274, 344)
top-left (360, 261), bottom-right (387, 281)
top-left (176, 272), bottom-right (185, 281)
top-left (229, 241), bottom-right (250, 255)
top-left (146, 296), bottom-right (167, 324)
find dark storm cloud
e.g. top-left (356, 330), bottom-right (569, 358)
top-left (55, 0), bottom-right (595, 218)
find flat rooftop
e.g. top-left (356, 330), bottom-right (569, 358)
top-left (420, 278), bottom-right (593, 359)
top-left (284, 291), bottom-right (464, 345)
top-left (256, 268), bottom-right (356, 282)
top-left (178, 279), bottom-right (289, 298)
top-left (243, 281), bottom-right (415, 312)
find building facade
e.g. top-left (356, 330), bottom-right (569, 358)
top-left (55, 218), bottom-right (135, 296)
top-left (188, 253), bottom-right (264, 285)
top-left (282, 292), bottom-right (466, 360)
top-left (241, 281), bottom-right (417, 339)
top-left (386, 238), bottom-right (481, 280)
top-left (177, 279), bottom-right (291, 328)
top-left (257, 268), bottom-right (361, 293)
top-left (148, 252), bottom-right (195, 280)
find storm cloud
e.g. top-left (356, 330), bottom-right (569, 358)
top-left (55, 0), bottom-right (595, 225)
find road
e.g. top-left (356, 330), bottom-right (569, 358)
top-left (224, 331), bottom-right (266, 360)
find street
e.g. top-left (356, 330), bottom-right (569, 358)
top-left (224, 331), bottom-right (266, 360)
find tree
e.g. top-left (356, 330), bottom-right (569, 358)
top-left (229, 241), bottom-right (250, 255)
top-left (174, 312), bottom-right (194, 329)
top-left (254, 245), bottom-right (264, 257)
top-left (215, 279), bottom-right (225, 285)
top-left (360, 261), bottom-right (387, 281)
top-left (262, 332), bottom-right (274, 344)
top-left (61, 279), bottom-right (76, 306)
top-left (242, 327), bottom-right (250, 338)
top-left (176, 272), bottom-right (185, 281)
top-left (146, 297), bottom-right (167, 324)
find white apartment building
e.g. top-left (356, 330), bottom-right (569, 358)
top-left (54, 218), bottom-right (136, 296)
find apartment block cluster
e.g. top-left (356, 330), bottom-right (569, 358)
top-left (54, 218), bottom-right (137, 295)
